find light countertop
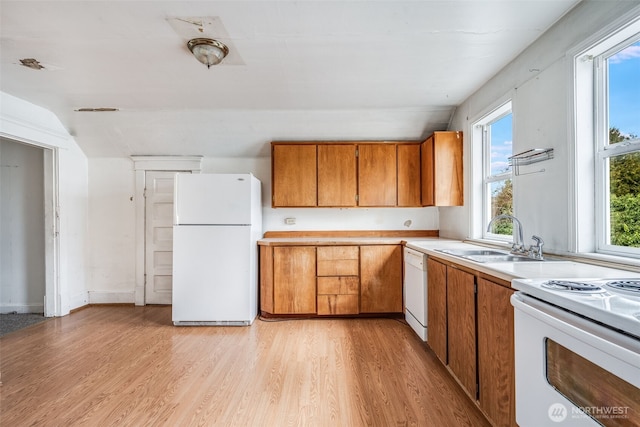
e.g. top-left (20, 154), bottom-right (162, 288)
top-left (258, 237), bottom-right (433, 246)
top-left (404, 239), bottom-right (640, 284)
top-left (257, 236), bottom-right (640, 284)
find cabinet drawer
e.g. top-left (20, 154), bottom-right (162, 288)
top-left (316, 246), bottom-right (359, 276)
top-left (317, 276), bottom-right (359, 295)
top-left (317, 294), bottom-right (359, 315)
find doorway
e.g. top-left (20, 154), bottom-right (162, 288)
top-left (131, 156), bottom-right (202, 306)
top-left (144, 170), bottom-right (180, 304)
top-left (0, 138), bottom-right (46, 315)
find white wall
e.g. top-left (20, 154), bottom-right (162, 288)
top-left (87, 158), bottom-right (136, 302)
top-left (86, 156), bottom-right (438, 301)
top-left (0, 139), bottom-right (45, 313)
top-left (87, 1), bottom-right (640, 301)
top-left (0, 91), bottom-right (89, 315)
top-left (444, 0), bottom-right (640, 254)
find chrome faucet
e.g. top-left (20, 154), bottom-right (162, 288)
top-left (528, 235), bottom-right (545, 260)
top-left (487, 214), bottom-right (545, 259)
top-left (486, 214), bottom-right (525, 254)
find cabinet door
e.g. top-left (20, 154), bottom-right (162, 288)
top-left (273, 246), bottom-right (316, 314)
top-left (421, 136), bottom-right (435, 206)
top-left (272, 144), bottom-right (317, 207)
top-left (318, 145), bottom-right (357, 207)
top-left (426, 258), bottom-right (447, 363)
top-left (360, 245), bottom-right (402, 313)
top-left (397, 144), bottom-right (422, 207)
top-left (317, 277), bottom-right (359, 315)
top-left (358, 144), bottom-right (397, 206)
top-left (478, 278), bottom-right (516, 427)
top-left (260, 246), bottom-right (275, 314)
top-left (421, 132), bottom-right (463, 206)
top-left (316, 246), bottom-right (359, 276)
top-left (447, 265), bottom-right (477, 399)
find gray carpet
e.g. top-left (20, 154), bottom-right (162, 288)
top-left (0, 313), bottom-right (47, 336)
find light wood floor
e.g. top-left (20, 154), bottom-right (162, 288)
top-left (0, 306), bottom-right (490, 427)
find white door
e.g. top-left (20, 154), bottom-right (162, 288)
top-left (145, 171), bottom-right (181, 304)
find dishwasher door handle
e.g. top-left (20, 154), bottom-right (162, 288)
top-left (404, 248), bottom-right (426, 270)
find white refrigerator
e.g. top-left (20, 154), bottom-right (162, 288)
top-left (172, 173), bottom-right (262, 326)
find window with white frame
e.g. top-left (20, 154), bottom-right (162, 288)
top-left (476, 102), bottom-right (513, 240)
top-left (595, 34), bottom-right (640, 257)
top-left (574, 12), bottom-right (640, 259)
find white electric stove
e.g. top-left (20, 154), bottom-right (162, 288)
top-left (510, 277), bottom-right (640, 426)
top-left (511, 278), bottom-right (640, 339)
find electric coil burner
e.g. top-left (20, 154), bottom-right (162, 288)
top-left (605, 280), bottom-right (640, 295)
top-left (542, 280), bottom-right (605, 293)
top-left (513, 277), bottom-right (640, 338)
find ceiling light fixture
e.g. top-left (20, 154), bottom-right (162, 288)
top-left (187, 38), bottom-right (229, 68)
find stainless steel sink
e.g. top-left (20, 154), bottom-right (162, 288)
top-left (464, 254), bottom-right (542, 263)
top-left (434, 248), bottom-right (546, 263)
top-left (435, 249), bottom-right (508, 257)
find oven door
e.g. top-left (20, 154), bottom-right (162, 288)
top-left (511, 293), bottom-right (640, 427)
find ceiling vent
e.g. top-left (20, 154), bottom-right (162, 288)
top-left (19, 58), bottom-right (45, 70)
top-left (74, 108), bottom-right (119, 112)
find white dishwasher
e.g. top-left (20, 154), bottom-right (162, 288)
top-left (403, 247), bottom-right (428, 341)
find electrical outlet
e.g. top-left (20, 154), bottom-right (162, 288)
top-left (284, 217), bottom-right (296, 225)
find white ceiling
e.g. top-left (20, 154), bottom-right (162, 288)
top-left (0, 0), bottom-right (579, 158)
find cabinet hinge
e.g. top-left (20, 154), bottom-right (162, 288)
top-left (476, 383), bottom-right (480, 400)
top-left (474, 282), bottom-right (478, 294)
top-left (355, 194), bottom-right (359, 202)
top-left (143, 187), bottom-right (147, 198)
top-left (355, 148), bottom-right (359, 157)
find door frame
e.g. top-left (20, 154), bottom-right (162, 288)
top-left (1, 135), bottom-right (59, 316)
top-left (131, 156), bottom-right (202, 306)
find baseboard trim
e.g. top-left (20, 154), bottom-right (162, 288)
top-left (0, 303), bottom-right (44, 314)
top-left (88, 291), bottom-right (135, 304)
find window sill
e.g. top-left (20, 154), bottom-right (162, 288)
top-left (569, 252), bottom-right (640, 273)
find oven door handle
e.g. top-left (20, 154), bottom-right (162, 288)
top-left (511, 293), bottom-right (640, 367)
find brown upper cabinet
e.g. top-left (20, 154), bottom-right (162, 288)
top-left (358, 144), bottom-right (397, 207)
top-left (272, 133), bottom-right (462, 208)
top-left (421, 131), bottom-right (463, 206)
top-left (272, 144), bottom-right (317, 207)
top-left (318, 144), bottom-right (358, 207)
top-left (397, 144), bottom-right (422, 207)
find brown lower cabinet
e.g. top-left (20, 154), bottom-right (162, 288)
top-left (360, 245), bottom-right (403, 313)
top-left (316, 246), bottom-right (360, 315)
top-left (446, 265), bottom-right (477, 399)
top-left (426, 256), bottom-right (516, 427)
top-left (271, 246), bottom-right (317, 314)
top-left (259, 244), bottom-right (402, 316)
top-left (477, 278), bottom-right (516, 426)
top-left (317, 277), bottom-right (359, 315)
top-left (426, 258), bottom-right (447, 363)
